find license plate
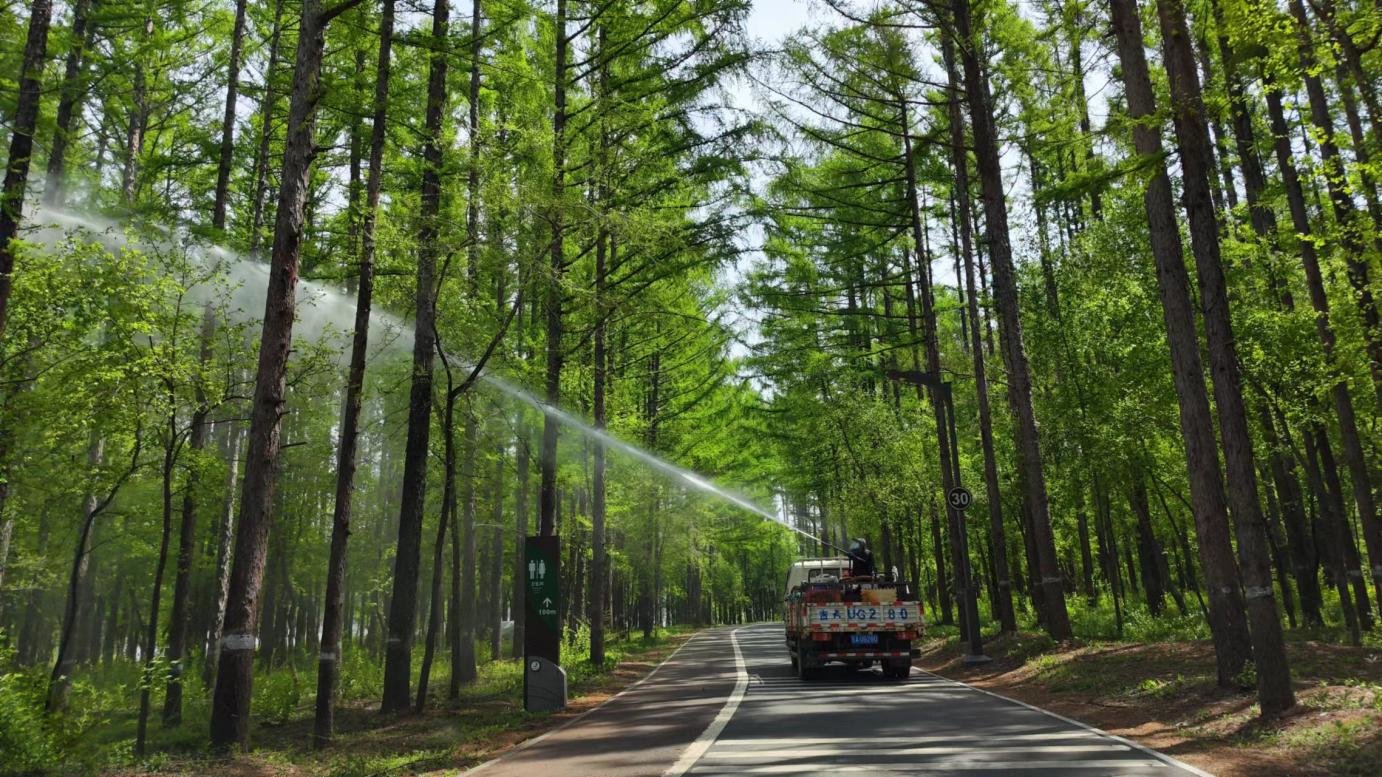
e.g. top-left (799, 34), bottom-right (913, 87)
top-left (850, 634), bottom-right (879, 646)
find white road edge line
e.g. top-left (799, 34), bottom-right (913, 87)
top-left (464, 629), bottom-right (709, 773)
top-left (661, 625), bottom-right (750, 777)
top-left (915, 669), bottom-right (1216, 777)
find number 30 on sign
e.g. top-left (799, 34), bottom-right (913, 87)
top-left (947, 486), bottom-right (972, 510)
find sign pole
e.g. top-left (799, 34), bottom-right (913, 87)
top-left (887, 369), bottom-right (990, 665)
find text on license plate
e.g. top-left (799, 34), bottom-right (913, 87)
top-left (850, 634), bottom-right (879, 645)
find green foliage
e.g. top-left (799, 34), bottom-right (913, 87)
top-left (1060, 598), bottom-right (1212, 643)
top-left (0, 666), bottom-right (58, 772)
top-left (1267, 718), bottom-right (1382, 777)
top-left (0, 648), bottom-right (126, 774)
top-left (2, 0), bottom-right (1381, 768)
top-left (252, 667), bottom-right (305, 727)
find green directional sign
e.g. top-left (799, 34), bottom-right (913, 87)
top-left (524, 536), bottom-right (561, 663)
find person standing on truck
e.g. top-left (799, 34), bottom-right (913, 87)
top-left (847, 538), bottom-right (875, 578)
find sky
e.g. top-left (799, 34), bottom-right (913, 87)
top-left (745, 0), bottom-right (818, 42)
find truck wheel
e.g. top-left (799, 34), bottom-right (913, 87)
top-left (796, 651), bottom-right (814, 681)
top-left (790, 654), bottom-right (798, 671)
top-left (885, 658), bottom-right (910, 679)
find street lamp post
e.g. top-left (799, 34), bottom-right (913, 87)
top-left (887, 369), bottom-right (988, 664)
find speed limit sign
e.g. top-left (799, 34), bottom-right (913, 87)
top-left (947, 486), bottom-right (973, 511)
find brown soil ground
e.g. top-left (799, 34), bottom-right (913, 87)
top-left (918, 632), bottom-right (1382, 777)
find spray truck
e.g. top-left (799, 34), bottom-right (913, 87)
top-left (784, 556), bottom-right (924, 679)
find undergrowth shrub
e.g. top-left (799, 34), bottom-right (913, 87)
top-left (0, 667), bottom-right (57, 773)
top-left (253, 666), bottom-right (303, 726)
top-left (337, 647), bottom-right (384, 701)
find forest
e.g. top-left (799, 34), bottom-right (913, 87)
top-left (0, 0), bottom-right (1378, 772)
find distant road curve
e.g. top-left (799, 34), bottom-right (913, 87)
top-left (468, 623), bottom-right (1212, 777)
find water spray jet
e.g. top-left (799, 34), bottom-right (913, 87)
top-left (26, 207), bottom-right (826, 547)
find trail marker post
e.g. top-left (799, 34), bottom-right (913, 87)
top-left (523, 535), bottom-right (567, 711)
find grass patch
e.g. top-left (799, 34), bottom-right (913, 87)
top-left (918, 595), bottom-right (1382, 777)
top-left (1262, 717), bottom-right (1382, 777)
top-left (1, 626), bottom-right (697, 776)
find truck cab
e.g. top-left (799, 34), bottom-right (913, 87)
top-left (782, 558), bottom-right (924, 680)
top-left (783, 557), bottom-right (851, 592)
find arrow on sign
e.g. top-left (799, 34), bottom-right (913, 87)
top-left (543, 597), bottom-right (552, 608)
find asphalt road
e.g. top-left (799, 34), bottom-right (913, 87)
top-left (471, 623), bottom-right (1210, 776)
top-left (470, 626), bottom-right (742, 777)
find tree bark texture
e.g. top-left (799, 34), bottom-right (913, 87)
top-left (0, 0), bottom-right (54, 344)
top-left (1153, 0), bottom-right (1293, 713)
top-left (1106, 0), bottom-right (1252, 686)
top-left (314, 0), bottom-right (394, 745)
top-left (539, 0), bottom-right (568, 540)
top-left (43, 0), bottom-right (92, 208)
top-left (163, 307), bottom-right (216, 727)
top-left (380, 0), bottom-right (447, 714)
top-left (951, 0), bottom-right (1070, 639)
top-left (212, 0), bottom-right (250, 230)
top-left (210, 0), bottom-right (341, 748)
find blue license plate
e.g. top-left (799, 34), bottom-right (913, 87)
top-left (850, 634), bottom-right (879, 646)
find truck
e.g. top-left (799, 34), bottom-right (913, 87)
top-left (783, 557), bottom-right (924, 680)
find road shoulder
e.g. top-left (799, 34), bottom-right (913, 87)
top-left (917, 631), bottom-right (1382, 777)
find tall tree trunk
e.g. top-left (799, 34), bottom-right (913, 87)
top-left (456, 413), bottom-right (479, 682)
top-left (415, 436), bottom-right (452, 710)
top-left (380, 0), bottom-right (447, 714)
top-left (1286, 0), bottom-right (1382, 408)
top-left (589, 26), bottom-right (610, 669)
top-left (1154, 0), bottom-right (1293, 714)
top-left (163, 308), bottom-right (216, 726)
top-left (1305, 428), bottom-right (1363, 644)
top-left (1213, 0), bottom-right (1325, 632)
top-left (121, 16), bottom-right (154, 204)
top-left (511, 420), bottom-right (529, 659)
top-left (1107, 0), bottom-right (1252, 686)
top-left (0, 0), bottom-right (54, 344)
top-left (1075, 489), bottom-right (1096, 604)
top-left (1149, 0), bottom-right (1288, 707)
top-left (489, 451), bottom-right (504, 660)
top-left (440, 390), bottom-right (461, 697)
top-left (212, 0), bottom-right (250, 230)
top-left (935, 42), bottom-right (1016, 634)
top-left (464, 0), bottom-right (483, 294)
top-left (204, 414), bottom-right (244, 688)
top-left (1255, 457), bottom-right (1297, 627)
top-left (929, 500), bottom-right (952, 625)
top-left (1260, 404), bottom-right (1322, 624)
top-left (137, 406), bottom-right (180, 754)
top-left (314, 0), bottom-right (393, 745)
top-left (454, 0), bottom-right (486, 685)
top-left (539, 0), bottom-right (568, 540)
top-left (47, 433), bottom-right (107, 711)
top-left (42, 0), bottom-right (92, 207)
top-left (1128, 471), bottom-right (1165, 616)
top-left (1060, 0), bottom-right (1102, 220)
top-left (905, 58), bottom-right (982, 650)
top-left (248, 0), bottom-right (287, 249)
top-left (951, 0), bottom-right (1069, 639)
top-left (210, 0), bottom-right (357, 749)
